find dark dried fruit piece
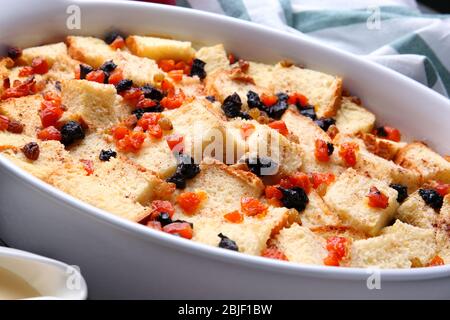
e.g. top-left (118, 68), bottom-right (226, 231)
top-left (60, 121), bottom-right (85, 146)
top-left (218, 233), bottom-right (239, 251)
top-left (375, 126), bottom-right (388, 138)
top-left (21, 142), bottom-right (40, 161)
top-left (79, 64), bottom-right (94, 80)
top-left (7, 120), bottom-right (24, 134)
top-left (315, 117), bottom-right (336, 132)
top-left (419, 188), bottom-right (443, 210)
top-left (104, 30), bottom-right (126, 44)
top-left (245, 156), bottom-right (278, 176)
top-left (299, 106), bottom-right (317, 120)
top-left (156, 212), bottom-right (173, 227)
top-left (7, 46), bottom-right (22, 60)
top-left (222, 93), bottom-right (242, 118)
top-left (277, 186), bottom-right (309, 212)
top-left (238, 111), bottom-right (251, 120)
top-left (141, 84), bottom-right (164, 101)
top-left (389, 183), bottom-right (408, 203)
top-left (132, 105), bottom-right (164, 119)
top-left (327, 142), bottom-right (334, 156)
top-left (265, 93), bottom-right (289, 119)
top-left (190, 58), bottom-right (207, 80)
top-left (115, 79), bottom-right (133, 93)
top-left (205, 95), bottom-right (216, 102)
top-left (99, 149), bottom-right (117, 161)
top-left (99, 60), bottom-right (117, 73)
top-left (247, 90), bottom-right (263, 110)
top-left (166, 154), bottom-right (200, 189)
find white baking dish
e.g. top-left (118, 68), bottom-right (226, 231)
top-left (0, 0), bottom-right (449, 299)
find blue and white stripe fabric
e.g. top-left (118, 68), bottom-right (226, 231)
top-left (176, 0), bottom-right (450, 98)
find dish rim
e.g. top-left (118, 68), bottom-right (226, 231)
top-left (1, 0), bottom-right (450, 281)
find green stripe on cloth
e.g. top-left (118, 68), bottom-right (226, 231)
top-left (392, 34), bottom-right (450, 95)
top-left (176, 0), bottom-right (191, 8)
top-left (217, 0), bottom-right (251, 21)
top-left (278, 0), bottom-right (293, 26)
top-left (423, 58), bottom-right (438, 88)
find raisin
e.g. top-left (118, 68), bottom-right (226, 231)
top-left (245, 156), bottom-right (278, 176)
top-left (172, 219), bottom-right (194, 228)
top-left (190, 58), bottom-right (207, 80)
top-left (115, 79), bottom-right (133, 93)
top-left (104, 30), bottom-right (126, 44)
top-left (266, 93), bottom-right (289, 119)
top-left (21, 142), bottom-right (40, 161)
top-left (156, 212), bottom-right (173, 227)
top-left (419, 188), bottom-right (443, 210)
top-left (376, 126), bottom-right (388, 138)
top-left (390, 183), bottom-right (408, 203)
top-left (277, 186), bottom-right (309, 212)
top-left (100, 60), bottom-right (117, 74)
top-left (7, 46), bottom-right (22, 60)
top-left (327, 142), bottom-right (334, 156)
top-left (222, 93), bottom-right (242, 118)
top-left (218, 233), bottom-right (239, 251)
top-left (299, 106), bottom-right (317, 120)
top-left (141, 84), bottom-right (164, 101)
top-left (55, 81), bottom-right (62, 91)
top-left (7, 120), bottom-right (24, 134)
top-left (247, 90), bottom-right (263, 110)
top-left (99, 149), bottom-right (117, 161)
top-left (238, 111), bottom-right (252, 120)
top-left (79, 64), bottom-right (94, 80)
top-left (166, 154), bottom-right (200, 189)
top-left (205, 95), bottom-right (216, 102)
top-left (132, 105), bottom-right (164, 119)
top-left (60, 121), bottom-right (85, 146)
top-left (315, 117), bottom-right (336, 132)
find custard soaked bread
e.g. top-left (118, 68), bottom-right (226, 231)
top-left (0, 33), bottom-right (448, 269)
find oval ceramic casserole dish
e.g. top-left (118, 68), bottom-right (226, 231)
top-left (0, 0), bottom-right (449, 299)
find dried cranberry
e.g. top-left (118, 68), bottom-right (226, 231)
top-left (245, 156), bottom-right (278, 176)
top-left (299, 106), bottom-right (317, 120)
top-left (315, 117), bottom-right (336, 132)
top-left (104, 30), bottom-right (126, 44)
top-left (99, 149), bottom-right (117, 161)
top-left (419, 188), bottom-right (443, 210)
top-left (79, 64), bottom-right (94, 80)
top-left (222, 93), bottom-right (242, 118)
top-left (277, 186), bottom-right (309, 212)
top-left (218, 233), bottom-right (239, 251)
top-left (141, 85), bottom-right (163, 101)
top-left (21, 142), bottom-right (40, 161)
top-left (247, 90), bottom-right (263, 110)
top-left (190, 58), bottom-right (206, 80)
top-left (60, 121), bottom-right (85, 146)
top-left (7, 46), bottom-right (22, 60)
top-left (265, 93), bottom-right (289, 119)
top-left (327, 142), bottom-right (334, 156)
top-left (115, 79), bottom-right (133, 93)
top-left (7, 120), bottom-right (24, 134)
top-left (389, 184), bottom-right (408, 203)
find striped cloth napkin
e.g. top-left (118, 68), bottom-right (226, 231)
top-left (175, 0), bottom-right (450, 98)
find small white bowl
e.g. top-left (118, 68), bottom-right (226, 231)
top-left (0, 247), bottom-right (87, 300)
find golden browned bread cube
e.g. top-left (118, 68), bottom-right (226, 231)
top-left (335, 97), bottom-right (375, 135)
top-left (349, 220), bottom-right (437, 268)
top-left (395, 142), bottom-right (450, 183)
top-left (126, 35), bottom-right (195, 62)
top-left (66, 36), bottom-right (116, 68)
top-left (0, 94), bottom-right (43, 137)
top-left (396, 191), bottom-right (437, 229)
top-left (323, 168), bottom-right (399, 236)
top-left (301, 190), bottom-right (341, 227)
top-left (195, 44), bottom-right (229, 76)
top-left (19, 42), bottom-right (69, 67)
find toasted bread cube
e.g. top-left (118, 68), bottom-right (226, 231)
top-left (0, 132), bottom-right (68, 180)
top-left (282, 109), bottom-right (343, 175)
top-left (19, 42), bottom-right (69, 68)
top-left (271, 64), bottom-right (342, 118)
top-left (195, 44), bottom-right (229, 76)
top-left (310, 225), bottom-right (367, 241)
top-left (68, 132), bottom-right (114, 161)
top-left (301, 190), bottom-right (341, 227)
top-left (113, 51), bottom-right (164, 86)
top-left (273, 224), bottom-right (327, 265)
top-left (0, 94), bottom-right (43, 137)
top-left (188, 206), bottom-right (295, 255)
top-left (61, 80), bottom-right (127, 130)
top-left (396, 191), bottom-right (436, 229)
top-left (173, 158), bottom-right (264, 218)
top-left (395, 142), bottom-right (450, 183)
top-left (357, 132), bottom-right (405, 160)
top-left (48, 157), bottom-right (161, 221)
top-left (126, 35), bottom-right (195, 62)
top-left (246, 62), bottom-right (276, 89)
top-left (350, 220), bottom-right (437, 268)
top-left (125, 137), bottom-right (177, 179)
top-left (323, 168), bottom-right (399, 236)
top-left (66, 36), bottom-right (116, 68)
top-left (163, 99), bottom-right (225, 163)
top-left (335, 97), bottom-right (375, 135)
top-left (435, 195), bottom-right (450, 264)
top-left (173, 76), bottom-right (205, 98)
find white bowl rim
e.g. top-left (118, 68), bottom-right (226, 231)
top-left (1, 0), bottom-right (450, 282)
